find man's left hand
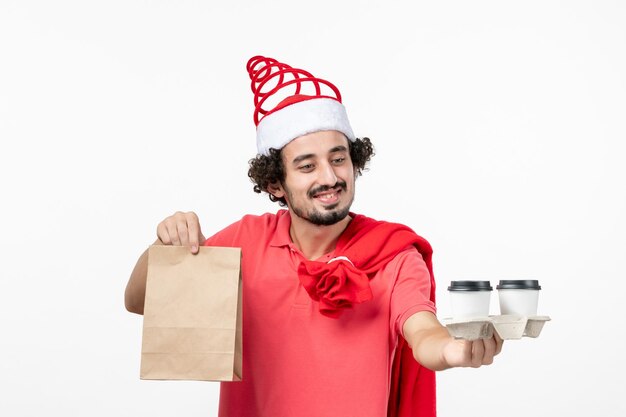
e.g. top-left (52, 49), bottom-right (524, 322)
top-left (441, 334), bottom-right (504, 368)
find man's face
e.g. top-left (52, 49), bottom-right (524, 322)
top-left (273, 130), bottom-right (356, 226)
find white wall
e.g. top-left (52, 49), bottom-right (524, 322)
top-left (1, 1), bottom-right (624, 416)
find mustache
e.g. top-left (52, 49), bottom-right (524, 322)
top-left (308, 181), bottom-right (347, 198)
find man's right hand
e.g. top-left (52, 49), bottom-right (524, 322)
top-left (156, 211), bottom-right (206, 254)
top-left (125, 211), bottom-right (205, 314)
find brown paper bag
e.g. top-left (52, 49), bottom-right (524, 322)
top-left (140, 245), bottom-right (242, 381)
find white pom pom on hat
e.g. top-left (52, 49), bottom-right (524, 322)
top-left (247, 56), bottom-right (356, 156)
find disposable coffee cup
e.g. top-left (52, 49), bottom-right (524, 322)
top-left (447, 281), bottom-right (493, 319)
top-left (496, 280), bottom-right (541, 316)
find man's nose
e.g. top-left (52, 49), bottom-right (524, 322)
top-left (317, 161), bottom-right (338, 186)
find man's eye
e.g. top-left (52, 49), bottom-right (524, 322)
top-left (299, 164), bottom-right (314, 171)
top-left (332, 157), bottom-right (345, 164)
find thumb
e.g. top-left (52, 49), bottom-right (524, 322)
top-left (191, 233), bottom-right (206, 254)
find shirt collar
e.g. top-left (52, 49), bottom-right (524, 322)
top-left (269, 209), bottom-right (293, 247)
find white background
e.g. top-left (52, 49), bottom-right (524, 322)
top-left (1, 1), bottom-right (624, 416)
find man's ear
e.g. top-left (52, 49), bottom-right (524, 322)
top-left (267, 182), bottom-right (285, 199)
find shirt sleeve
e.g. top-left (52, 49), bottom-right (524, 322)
top-left (387, 247), bottom-right (436, 341)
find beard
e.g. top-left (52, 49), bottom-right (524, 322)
top-left (294, 204), bottom-right (351, 226)
top-left (284, 181), bottom-right (353, 226)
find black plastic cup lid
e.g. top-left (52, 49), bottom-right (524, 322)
top-left (447, 280), bottom-right (493, 291)
top-left (496, 280), bottom-right (541, 290)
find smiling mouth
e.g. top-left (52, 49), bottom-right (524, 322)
top-left (313, 189), bottom-right (342, 205)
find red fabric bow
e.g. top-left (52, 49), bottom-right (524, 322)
top-left (297, 256), bottom-right (373, 318)
top-left (296, 214), bottom-right (437, 417)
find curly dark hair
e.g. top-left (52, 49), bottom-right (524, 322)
top-left (247, 137), bottom-right (375, 206)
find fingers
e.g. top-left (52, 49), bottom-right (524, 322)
top-left (481, 335), bottom-right (497, 365)
top-left (462, 339), bottom-right (472, 364)
top-left (156, 221), bottom-right (172, 245)
top-left (175, 216), bottom-right (189, 246)
top-left (444, 333), bottom-right (504, 370)
top-left (186, 215), bottom-right (203, 253)
top-left (494, 333), bottom-right (504, 356)
top-left (471, 339), bottom-right (485, 367)
top-left (462, 335), bottom-right (500, 368)
top-left (156, 211), bottom-right (203, 253)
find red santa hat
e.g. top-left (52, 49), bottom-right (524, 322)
top-left (247, 55), bottom-right (356, 156)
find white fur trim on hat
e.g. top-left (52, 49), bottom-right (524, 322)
top-left (256, 98), bottom-right (356, 156)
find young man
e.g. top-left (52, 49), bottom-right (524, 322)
top-left (125, 56), bottom-right (503, 417)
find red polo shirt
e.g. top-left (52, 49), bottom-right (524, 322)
top-left (204, 210), bottom-right (435, 417)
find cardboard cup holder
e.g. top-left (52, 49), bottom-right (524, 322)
top-left (442, 315), bottom-right (551, 340)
